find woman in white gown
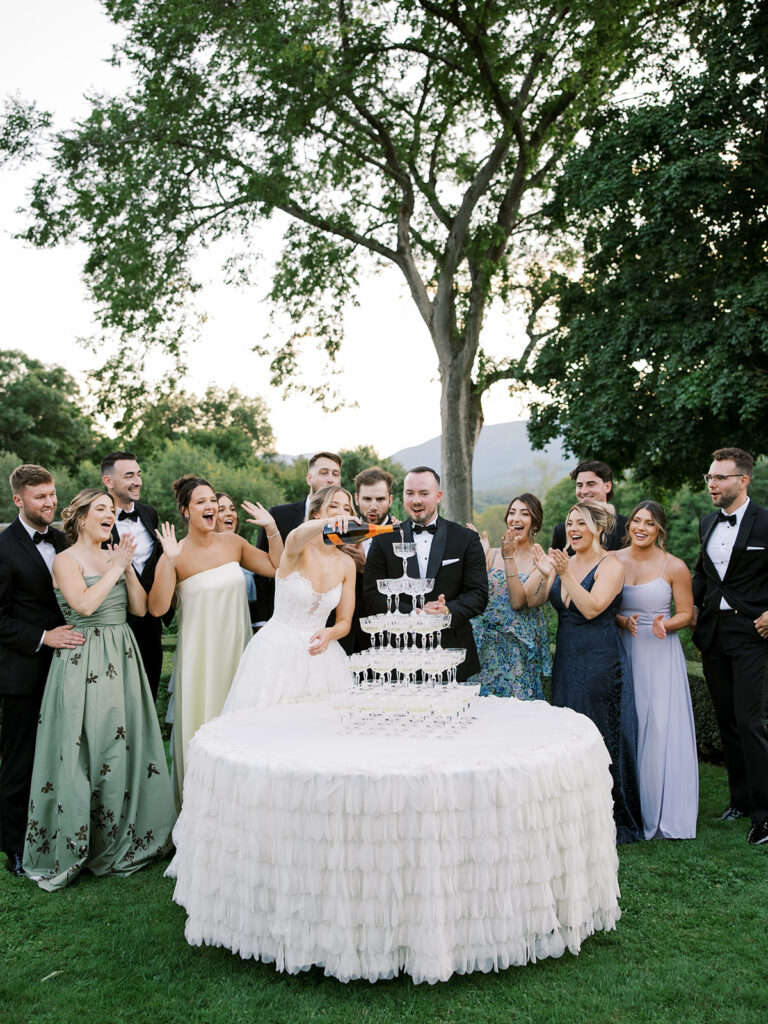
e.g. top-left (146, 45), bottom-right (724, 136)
top-left (149, 475), bottom-right (283, 808)
top-left (222, 485), bottom-right (357, 714)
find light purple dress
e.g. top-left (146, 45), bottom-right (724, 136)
top-left (619, 574), bottom-right (698, 839)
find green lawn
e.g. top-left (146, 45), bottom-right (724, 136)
top-left (1, 761), bottom-right (765, 1024)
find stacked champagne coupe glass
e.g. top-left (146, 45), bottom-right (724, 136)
top-left (338, 535), bottom-right (478, 733)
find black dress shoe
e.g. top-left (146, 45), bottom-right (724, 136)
top-left (4, 853), bottom-right (25, 877)
top-left (716, 806), bottom-right (747, 821)
top-left (747, 820), bottom-right (768, 846)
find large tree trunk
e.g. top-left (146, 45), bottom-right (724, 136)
top-left (439, 353), bottom-right (483, 523)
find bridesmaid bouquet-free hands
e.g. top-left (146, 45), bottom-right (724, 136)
top-left (155, 522), bottom-right (183, 565)
top-left (108, 533), bottom-right (137, 572)
top-left (242, 501), bottom-right (276, 532)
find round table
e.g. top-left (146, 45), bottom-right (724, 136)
top-left (168, 696), bottom-right (620, 984)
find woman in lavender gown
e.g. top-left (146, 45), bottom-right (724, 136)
top-left (615, 501), bottom-right (698, 839)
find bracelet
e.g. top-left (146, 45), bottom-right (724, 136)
top-left (506, 572), bottom-right (519, 579)
top-left (502, 556), bottom-right (516, 561)
top-left (266, 530), bottom-right (279, 539)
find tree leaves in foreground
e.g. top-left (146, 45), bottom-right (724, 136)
top-left (528, 0), bottom-right (768, 489)
top-left (5, 0), bottom-right (687, 519)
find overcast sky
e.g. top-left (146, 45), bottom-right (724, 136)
top-left (1, 0), bottom-right (532, 458)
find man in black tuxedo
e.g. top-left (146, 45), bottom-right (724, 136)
top-left (101, 451), bottom-right (166, 700)
top-left (363, 466), bottom-right (488, 681)
top-left (0, 464), bottom-right (85, 876)
top-left (340, 467), bottom-right (397, 655)
top-left (551, 459), bottom-right (627, 552)
top-left (252, 451), bottom-right (343, 626)
top-left (692, 447), bottom-right (768, 846)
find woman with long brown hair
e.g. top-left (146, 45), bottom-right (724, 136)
top-left (615, 500), bottom-right (698, 839)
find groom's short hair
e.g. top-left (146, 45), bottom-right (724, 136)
top-left (10, 464), bottom-right (54, 494)
top-left (406, 466), bottom-right (440, 485)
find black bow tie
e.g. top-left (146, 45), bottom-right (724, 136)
top-left (32, 531), bottom-right (49, 545)
top-left (118, 509), bottom-right (139, 522)
top-left (412, 522), bottom-right (437, 535)
top-left (717, 511), bottom-right (737, 527)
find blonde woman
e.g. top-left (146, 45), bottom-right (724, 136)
top-left (23, 489), bottom-right (175, 890)
top-left (531, 500), bottom-right (643, 844)
top-left (222, 485), bottom-right (357, 714)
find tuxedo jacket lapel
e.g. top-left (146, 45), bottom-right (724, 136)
top-left (426, 518), bottom-right (447, 580)
top-left (12, 518), bottom-right (55, 583)
top-left (724, 502), bottom-right (757, 582)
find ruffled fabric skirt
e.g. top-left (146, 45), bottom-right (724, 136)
top-left (168, 697), bottom-right (620, 983)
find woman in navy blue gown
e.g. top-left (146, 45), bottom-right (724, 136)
top-left (531, 501), bottom-right (643, 844)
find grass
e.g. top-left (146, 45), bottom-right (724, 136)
top-left (1, 761), bottom-right (766, 1024)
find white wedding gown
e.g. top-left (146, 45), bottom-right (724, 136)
top-left (222, 571), bottom-right (353, 714)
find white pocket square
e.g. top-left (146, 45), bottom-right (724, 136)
top-left (441, 558), bottom-right (459, 566)
top-left (746, 546), bottom-right (765, 550)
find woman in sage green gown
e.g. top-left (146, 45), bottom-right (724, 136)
top-left (23, 489), bottom-right (176, 891)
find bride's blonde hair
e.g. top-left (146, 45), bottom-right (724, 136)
top-left (307, 485), bottom-right (356, 521)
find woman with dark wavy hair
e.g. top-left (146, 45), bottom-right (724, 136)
top-left (23, 489), bottom-right (175, 890)
top-left (615, 501), bottom-right (698, 839)
top-left (468, 493), bottom-right (550, 699)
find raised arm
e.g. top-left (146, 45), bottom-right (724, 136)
top-left (148, 523), bottom-right (182, 617)
top-left (283, 514), bottom-right (357, 561)
top-left (527, 545), bottom-right (557, 606)
top-left (241, 501), bottom-right (284, 571)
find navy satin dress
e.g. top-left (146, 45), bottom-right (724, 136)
top-left (550, 563), bottom-right (643, 845)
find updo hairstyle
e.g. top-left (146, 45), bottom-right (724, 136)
top-left (505, 493), bottom-right (543, 536)
top-left (307, 484), bottom-right (356, 521)
top-left (624, 500), bottom-right (668, 550)
top-left (568, 500), bottom-right (615, 553)
top-left (172, 475), bottom-right (215, 519)
top-left (61, 488), bottom-right (112, 544)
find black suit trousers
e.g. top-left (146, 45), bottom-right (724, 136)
top-left (701, 611), bottom-right (768, 822)
top-left (127, 611), bottom-right (164, 701)
top-left (0, 689), bottom-right (44, 857)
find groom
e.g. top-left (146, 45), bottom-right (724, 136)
top-left (0, 464), bottom-right (85, 876)
top-left (363, 466), bottom-right (488, 681)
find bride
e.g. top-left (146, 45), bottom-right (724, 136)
top-left (222, 484), bottom-right (357, 714)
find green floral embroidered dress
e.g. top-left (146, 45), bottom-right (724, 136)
top-left (23, 577), bottom-right (176, 891)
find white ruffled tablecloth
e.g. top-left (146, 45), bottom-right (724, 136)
top-left (167, 696), bottom-right (620, 984)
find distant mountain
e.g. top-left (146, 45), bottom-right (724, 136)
top-left (389, 421), bottom-right (571, 508)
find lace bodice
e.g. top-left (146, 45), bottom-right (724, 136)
top-left (272, 571), bottom-right (343, 632)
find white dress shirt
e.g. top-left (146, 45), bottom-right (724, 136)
top-left (707, 498), bottom-right (749, 610)
top-left (19, 516), bottom-right (55, 574)
top-left (412, 517), bottom-right (438, 578)
top-left (115, 505), bottom-right (154, 576)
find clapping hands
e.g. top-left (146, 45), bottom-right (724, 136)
top-left (466, 523), bottom-right (490, 555)
top-left (108, 534), bottom-right (137, 571)
top-left (531, 543), bottom-right (569, 576)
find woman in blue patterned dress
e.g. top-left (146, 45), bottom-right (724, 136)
top-left (469, 494), bottom-right (551, 699)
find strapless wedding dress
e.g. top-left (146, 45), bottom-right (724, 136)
top-left (222, 571), bottom-right (352, 714)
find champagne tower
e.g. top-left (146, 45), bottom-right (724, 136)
top-left (336, 532), bottom-right (478, 733)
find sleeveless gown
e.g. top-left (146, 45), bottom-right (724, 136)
top-left (620, 577), bottom-right (698, 839)
top-left (471, 568), bottom-right (550, 699)
top-left (223, 571), bottom-right (352, 714)
top-left (169, 561), bottom-right (252, 808)
top-left (23, 577), bottom-right (176, 890)
top-left (550, 565), bottom-right (644, 845)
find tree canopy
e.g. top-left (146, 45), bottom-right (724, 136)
top-left (0, 349), bottom-right (100, 470)
top-left (5, 0), bottom-right (688, 519)
top-left (527, 0), bottom-right (768, 488)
